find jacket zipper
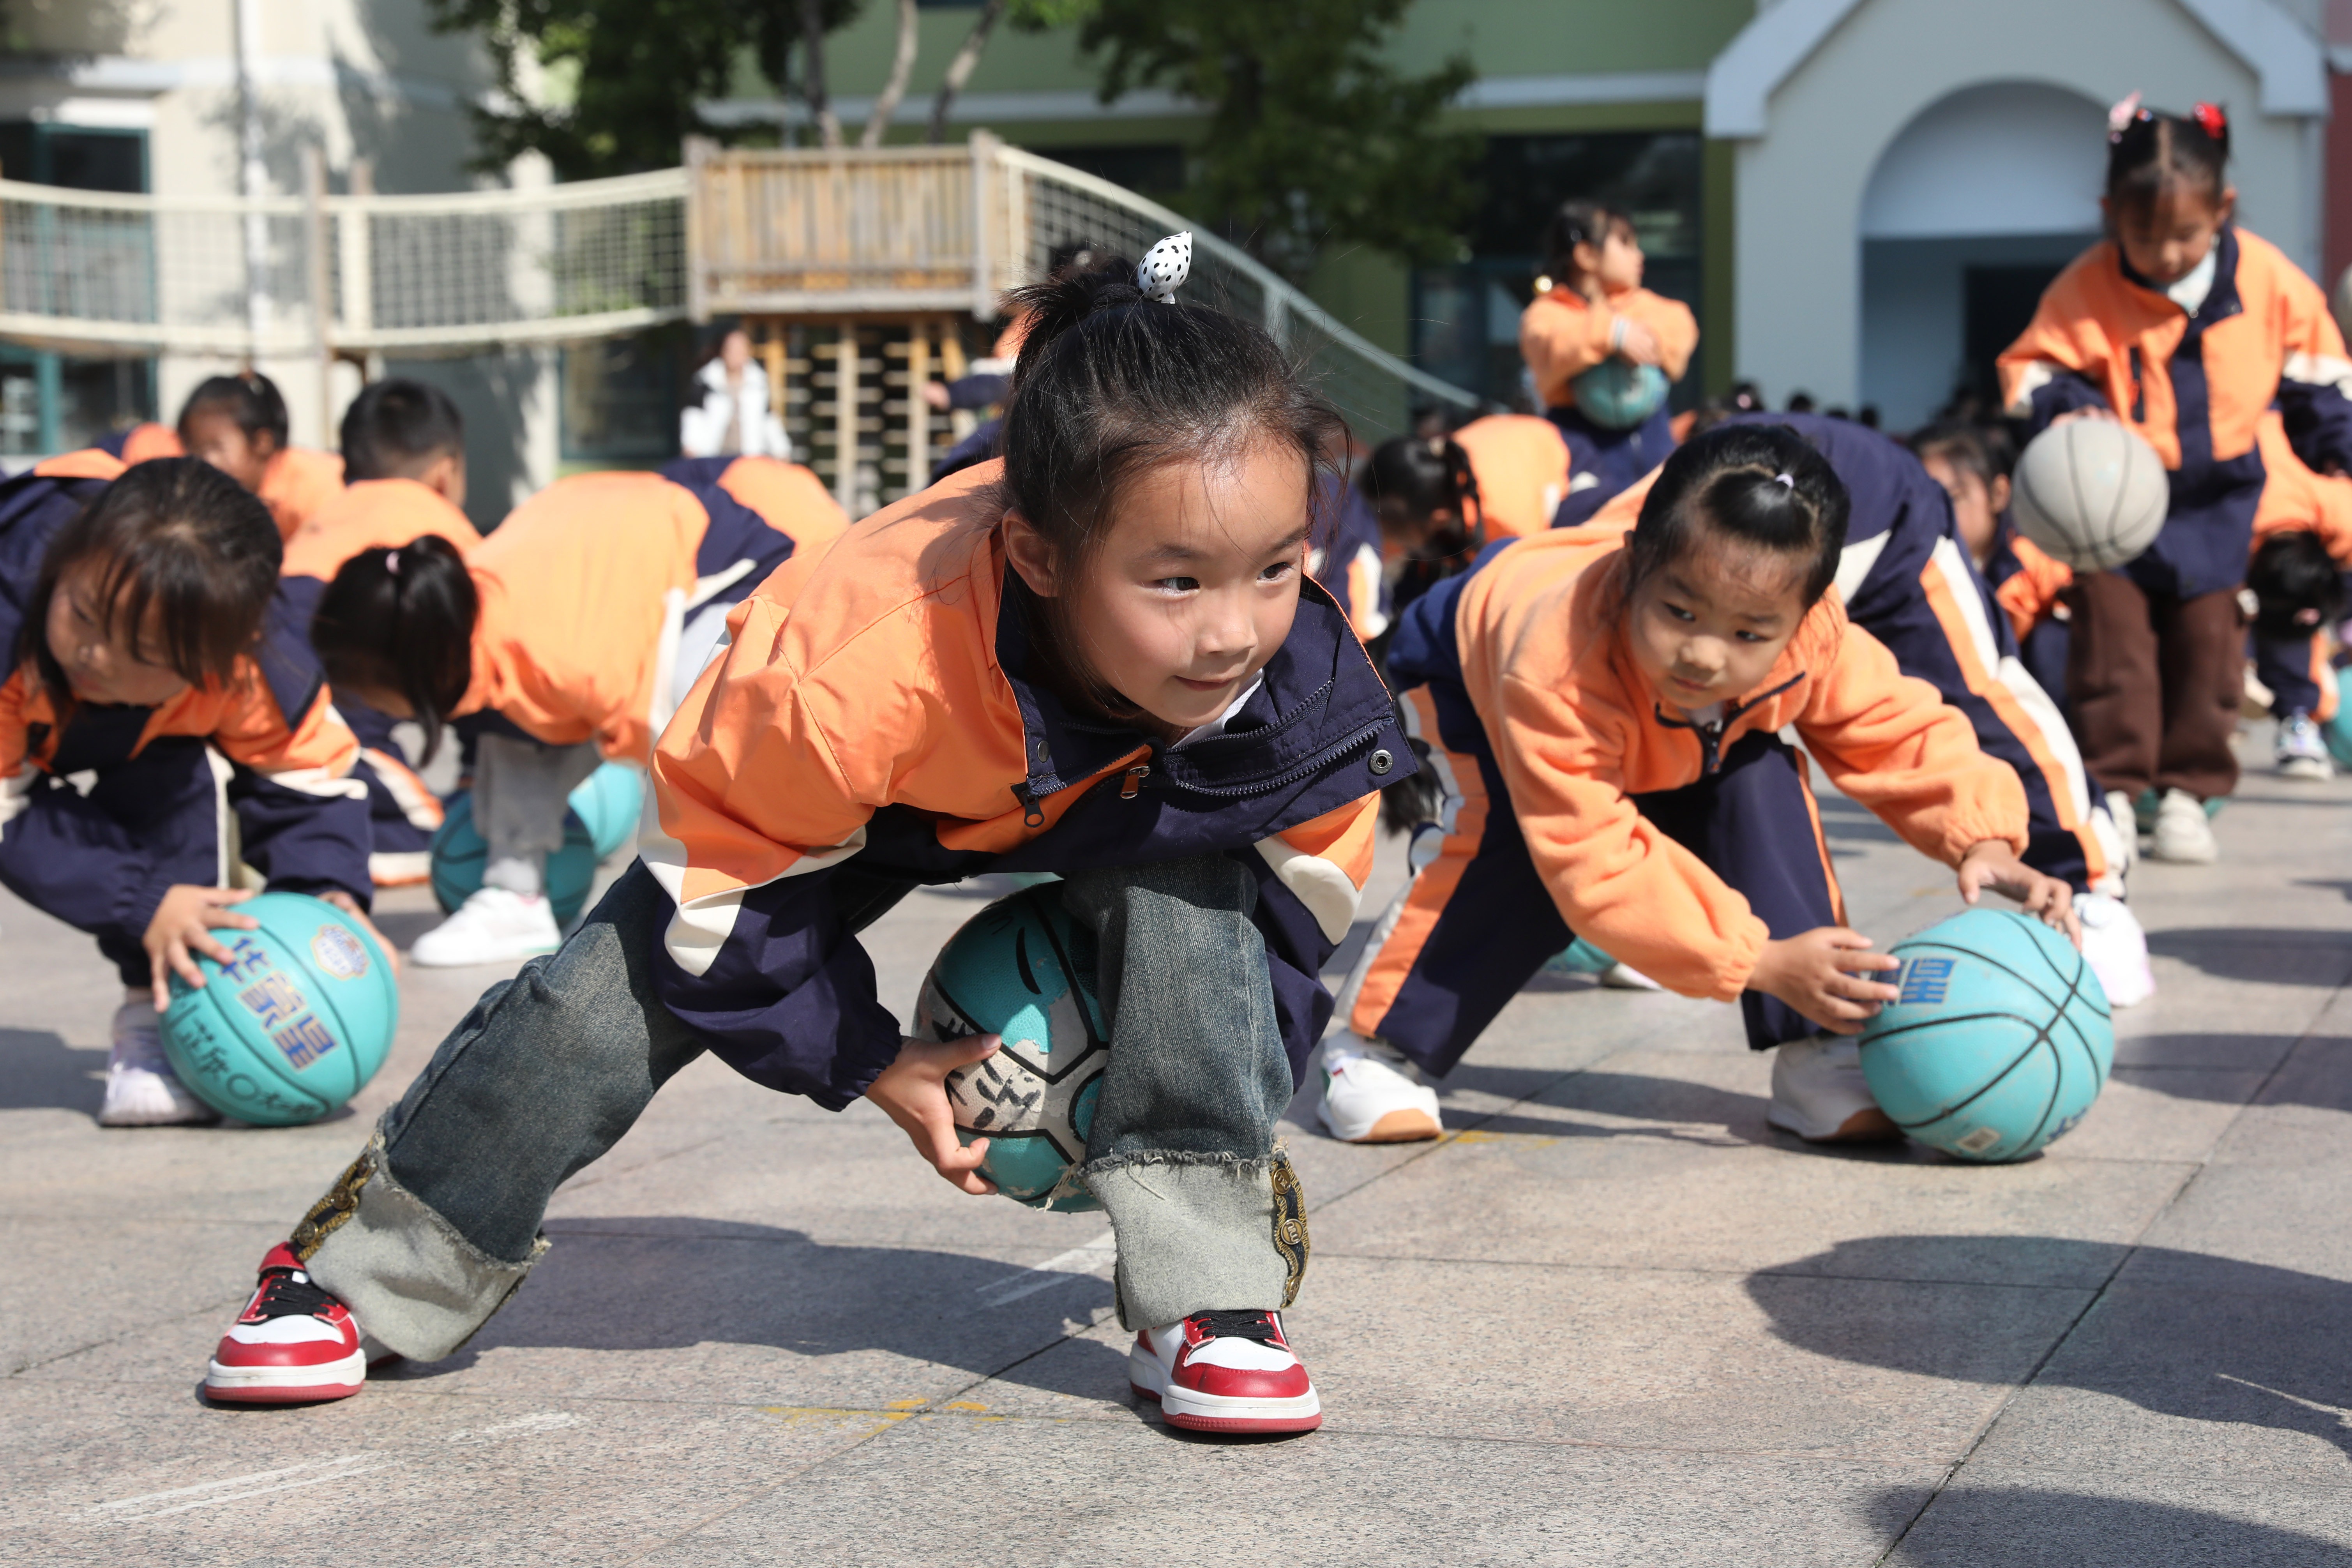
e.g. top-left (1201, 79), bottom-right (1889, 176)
top-left (1654, 673), bottom-right (1804, 777)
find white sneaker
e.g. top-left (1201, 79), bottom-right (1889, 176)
top-left (2149, 788), bottom-right (2218, 864)
top-left (1767, 1035), bottom-right (1900, 1143)
top-left (2074, 891), bottom-right (2154, 1008)
top-left (1317, 1032), bottom-right (1442, 1143)
top-left (410, 886), bottom-right (562, 968)
top-left (98, 992), bottom-right (220, 1127)
top-left (2277, 712), bottom-right (2334, 781)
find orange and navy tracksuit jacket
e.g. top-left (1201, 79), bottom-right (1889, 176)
top-left (2247, 412), bottom-right (2352, 722)
top-left (0, 457), bottom-right (369, 986)
top-left (1998, 225), bottom-right (2352, 599)
top-left (93, 424), bottom-right (345, 543)
top-left (94, 422), bottom-right (185, 465)
top-left (1312, 474), bottom-right (1389, 645)
top-left (277, 479), bottom-right (487, 868)
top-left (1587, 413), bottom-right (2108, 892)
top-left (1453, 414), bottom-right (1572, 539)
top-left (1522, 283), bottom-right (1697, 524)
top-left (456, 466), bottom-right (816, 765)
top-left (642, 461), bottom-right (1411, 1107)
top-left (1345, 523), bottom-right (2025, 1075)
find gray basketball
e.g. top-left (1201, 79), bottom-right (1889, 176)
top-left (2011, 418), bottom-right (2169, 572)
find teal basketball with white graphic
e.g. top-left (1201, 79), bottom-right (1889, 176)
top-left (159, 892), bottom-right (399, 1127)
top-left (2325, 705), bottom-right (2352, 769)
top-left (1569, 359), bottom-right (1669, 429)
top-left (1859, 908), bottom-right (2113, 1162)
top-left (912, 884), bottom-right (1109, 1211)
top-left (429, 788), bottom-right (600, 927)
top-left (568, 763), bottom-right (645, 861)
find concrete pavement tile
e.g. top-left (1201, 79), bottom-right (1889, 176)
top-left (633, 1413), bottom-right (1942, 1568)
top-left (2133, 1162), bottom-right (2352, 1280)
top-left (2034, 1067), bottom-right (2264, 1164)
top-left (1887, 1474), bottom-right (2352, 1564)
top-left (964, 1254), bottom-right (2088, 1462)
top-left (0, 1220), bottom-right (275, 1377)
top-left (0, 1379), bottom-right (908, 1568)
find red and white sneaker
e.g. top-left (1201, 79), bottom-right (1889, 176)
top-left (203, 1244), bottom-right (368, 1404)
top-left (1128, 1309), bottom-right (1323, 1434)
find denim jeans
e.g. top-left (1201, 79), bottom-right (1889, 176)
top-left (294, 855), bottom-right (1305, 1359)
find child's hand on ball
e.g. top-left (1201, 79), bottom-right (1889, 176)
top-left (318, 890), bottom-right (400, 982)
top-left (1957, 841), bottom-right (2082, 946)
top-left (143, 885), bottom-right (260, 1011)
top-left (1752, 928), bottom-right (1901, 1035)
top-left (868, 1033), bottom-right (1003, 1195)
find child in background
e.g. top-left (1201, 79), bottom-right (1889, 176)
top-left (201, 244), bottom-right (1406, 1437)
top-left (1320, 425), bottom-right (2076, 1146)
top-left (1521, 202), bottom-right (1697, 526)
top-left (2245, 410), bottom-right (2352, 777)
top-left (1912, 420), bottom-right (2075, 715)
top-left (309, 464), bottom-right (829, 965)
top-left (279, 380), bottom-right (483, 886)
top-left (0, 457), bottom-right (374, 1125)
top-left (177, 373), bottom-right (346, 543)
top-left (1999, 98), bottom-right (2352, 864)
top-left (679, 327), bottom-right (791, 460)
top-left (1451, 413), bottom-right (1572, 539)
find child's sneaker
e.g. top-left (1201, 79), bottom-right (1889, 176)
top-left (97, 992), bottom-right (219, 1127)
top-left (1128, 1310), bottom-right (1322, 1434)
top-left (1317, 1032), bottom-right (1441, 1143)
top-left (2277, 712), bottom-right (2334, 781)
top-left (2075, 891), bottom-right (2154, 1007)
top-left (411, 886), bottom-right (562, 967)
top-left (204, 1244), bottom-right (368, 1404)
top-left (1766, 1035), bottom-right (1900, 1143)
top-left (2149, 788), bottom-right (2218, 864)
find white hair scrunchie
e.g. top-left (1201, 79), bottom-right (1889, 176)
top-left (1137, 232), bottom-right (1193, 304)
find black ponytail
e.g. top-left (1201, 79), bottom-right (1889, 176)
top-left (311, 535), bottom-right (476, 759)
top-left (1363, 433), bottom-right (1486, 613)
top-left (996, 251), bottom-right (1346, 715)
top-left (1628, 423), bottom-right (1848, 607)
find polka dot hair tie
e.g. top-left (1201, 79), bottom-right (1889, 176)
top-left (1138, 232), bottom-right (1192, 304)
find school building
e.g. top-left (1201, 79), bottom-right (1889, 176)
top-left (5, 0), bottom-right (2348, 496)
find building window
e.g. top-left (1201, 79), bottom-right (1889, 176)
top-left (1413, 131), bottom-right (1703, 410)
top-left (0, 122), bottom-right (155, 457)
top-left (562, 327), bottom-right (686, 464)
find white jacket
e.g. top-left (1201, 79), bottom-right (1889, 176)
top-left (680, 358), bottom-right (790, 459)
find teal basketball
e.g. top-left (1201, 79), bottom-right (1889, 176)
top-left (1859, 908), bottom-right (2113, 1162)
top-left (569, 763), bottom-right (645, 861)
top-left (912, 884), bottom-right (1108, 1211)
top-left (429, 789), bottom-right (600, 927)
top-left (2325, 706), bottom-right (2352, 769)
top-left (1569, 359), bottom-right (1670, 429)
top-left (159, 892), bottom-right (399, 1127)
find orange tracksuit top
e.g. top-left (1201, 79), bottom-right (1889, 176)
top-left (641, 460), bottom-right (1406, 1107)
top-left (1453, 414), bottom-right (1571, 539)
top-left (1448, 526), bottom-right (2028, 1000)
top-left (458, 469), bottom-right (806, 765)
top-left (279, 479), bottom-right (484, 583)
top-left (1520, 285), bottom-right (1698, 412)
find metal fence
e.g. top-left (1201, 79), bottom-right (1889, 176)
top-left (0, 138), bottom-right (1473, 440)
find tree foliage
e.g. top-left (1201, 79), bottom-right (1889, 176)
top-left (1076, 0), bottom-right (1479, 281)
top-left (426, 0), bottom-right (864, 179)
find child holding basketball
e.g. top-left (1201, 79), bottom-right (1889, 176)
top-left (1319, 424), bottom-right (2077, 1147)
top-left (202, 240), bottom-right (1399, 1434)
top-left (1999, 97), bottom-right (2352, 863)
top-left (1520, 202), bottom-right (1696, 526)
top-left (0, 456), bottom-right (374, 1125)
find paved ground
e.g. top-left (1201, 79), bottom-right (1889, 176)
top-left (5, 726), bottom-right (2352, 1565)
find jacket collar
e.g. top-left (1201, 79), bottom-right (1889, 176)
top-left (994, 565), bottom-right (1396, 806)
top-left (2117, 223), bottom-right (2243, 329)
top-left (1582, 551), bottom-right (1835, 749)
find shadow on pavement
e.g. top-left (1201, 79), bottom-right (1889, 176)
top-left (1756, 1236), bottom-right (2352, 1461)
top-left (0, 1027), bottom-right (101, 1114)
top-left (2143, 928), bottom-right (2352, 986)
top-left (391, 1216), bottom-right (1128, 1401)
top-left (1882, 1484), bottom-right (2352, 1565)
top-left (2119, 1035), bottom-right (2352, 1109)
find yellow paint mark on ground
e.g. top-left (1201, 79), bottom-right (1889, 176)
top-left (943, 1402), bottom-right (988, 1412)
top-left (884, 1399), bottom-right (928, 1409)
top-left (1445, 1129), bottom-right (1561, 1148)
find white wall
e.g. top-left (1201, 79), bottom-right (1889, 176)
top-left (1727, 0), bottom-right (2321, 408)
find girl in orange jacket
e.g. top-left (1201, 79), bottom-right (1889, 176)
top-left (204, 244), bottom-right (1403, 1433)
top-left (1521, 202), bottom-right (1698, 525)
top-left (1321, 424), bottom-right (2078, 1147)
top-left (174, 373), bottom-right (345, 543)
top-left (1998, 100), bottom-right (2352, 863)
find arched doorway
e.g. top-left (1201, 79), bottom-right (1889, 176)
top-left (1859, 82), bottom-right (2108, 429)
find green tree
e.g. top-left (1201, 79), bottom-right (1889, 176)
top-left (1076, 0), bottom-right (1479, 281)
top-left (427, 0), bottom-right (864, 179)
